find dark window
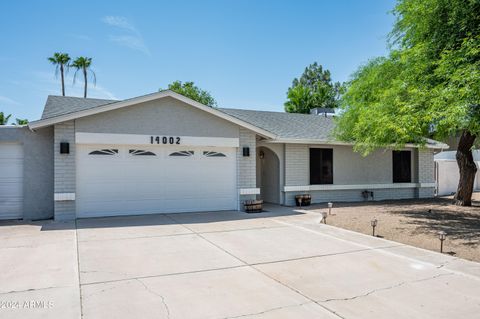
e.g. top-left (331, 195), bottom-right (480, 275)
top-left (310, 148), bottom-right (333, 184)
top-left (393, 151), bottom-right (411, 183)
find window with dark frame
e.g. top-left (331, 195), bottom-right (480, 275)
top-left (310, 148), bottom-right (333, 185)
top-left (392, 150), bottom-right (412, 183)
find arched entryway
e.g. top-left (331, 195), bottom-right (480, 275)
top-left (256, 146), bottom-right (280, 204)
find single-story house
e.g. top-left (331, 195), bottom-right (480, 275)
top-left (0, 90), bottom-right (446, 221)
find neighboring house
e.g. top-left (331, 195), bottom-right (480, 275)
top-left (0, 90), bottom-right (446, 221)
top-left (434, 151), bottom-right (480, 196)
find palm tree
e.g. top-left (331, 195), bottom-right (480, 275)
top-left (71, 57), bottom-right (96, 98)
top-left (48, 53), bottom-right (71, 96)
top-left (0, 112), bottom-right (12, 125)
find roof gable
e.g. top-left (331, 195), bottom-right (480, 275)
top-left (29, 91), bottom-right (276, 139)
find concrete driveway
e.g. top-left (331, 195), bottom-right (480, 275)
top-left (1, 206), bottom-right (480, 319)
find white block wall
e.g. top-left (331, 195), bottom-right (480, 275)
top-left (417, 149), bottom-right (435, 198)
top-left (283, 144), bottom-right (436, 205)
top-left (54, 121), bottom-right (76, 220)
top-left (237, 128), bottom-right (257, 208)
top-left (285, 144), bottom-right (309, 186)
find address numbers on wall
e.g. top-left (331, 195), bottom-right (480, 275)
top-left (150, 136), bottom-right (181, 145)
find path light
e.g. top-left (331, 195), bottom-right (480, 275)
top-left (371, 218), bottom-right (378, 236)
top-left (328, 202), bottom-right (333, 215)
top-left (321, 211), bottom-right (328, 224)
top-left (438, 231), bottom-right (447, 253)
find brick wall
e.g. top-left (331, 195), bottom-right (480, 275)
top-left (417, 148), bottom-right (435, 198)
top-left (285, 188), bottom-right (417, 206)
top-left (237, 128), bottom-right (257, 207)
top-left (285, 144), bottom-right (309, 186)
top-left (54, 121), bottom-right (76, 220)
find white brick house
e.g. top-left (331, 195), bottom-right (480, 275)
top-left (0, 90), bottom-right (446, 220)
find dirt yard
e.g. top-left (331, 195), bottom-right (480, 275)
top-left (309, 193), bottom-right (480, 262)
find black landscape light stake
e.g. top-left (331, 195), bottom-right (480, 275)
top-left (321, 212), bottom-right (327, 224)
top-left (371, 218), bottom-right (378, 236)
top-left (328, 202), bottom-right (333, 215)
top-left (438, 231), bottom-right (447, 253)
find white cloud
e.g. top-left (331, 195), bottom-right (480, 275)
top-left (33, 71), bottom-right (118, 100)
top-left (109, 35), bottom-right (150, 56)
top-left (0, 95), bottom-right (20, 105)
top-left (70, 34), bottom-right (92, 41)
top-left (102, 16), bottom-right (137, 32)
top-left (102, 15), bottom-right (150, 56)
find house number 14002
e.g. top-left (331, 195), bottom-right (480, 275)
top-left (150, 136), bottom-right (181, 145)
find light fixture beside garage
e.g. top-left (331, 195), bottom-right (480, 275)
top-left (259, 150), bottom-right (265, 159)
top-left (243, 147), bottom-right (250, 157)
top-left (60, 142), bottom-right (70, 154)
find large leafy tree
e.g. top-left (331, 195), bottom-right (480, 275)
top-left (336, 0), bottom-right (480, 206)
top-left (71, 57), bottom-right (96, 98)
top-left (163, 81), bottom-right (217, 107)
top-left (285, 62), bottom-right (343, 113)
top-left (48, 53), bottom-right (71, 96)
top-left (0, 112), bottom-right (12, 125)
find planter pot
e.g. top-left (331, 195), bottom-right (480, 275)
top-left (244, 200), bottom-right (263, 213)
top-left (295, 194), bottom-right (311, 207)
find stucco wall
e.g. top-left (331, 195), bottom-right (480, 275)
top-left (0, 126), bottom-right (54, 220)
top-left (257, 146), bottom-right (280, 204)
top-left (75, 97), bottom-right (239, 138)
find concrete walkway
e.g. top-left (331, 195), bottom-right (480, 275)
top-left (1, 206), bottom-right (480, 318)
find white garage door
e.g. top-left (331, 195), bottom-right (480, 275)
top-left (0, 144), bottom-right (23, 220)
top-left (76, 145), bottom-right (237, 218)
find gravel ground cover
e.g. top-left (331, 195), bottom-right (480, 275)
top-left (309, 193), bottom-right (480, 262)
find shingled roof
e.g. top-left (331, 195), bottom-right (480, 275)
top-left (41, 96), bottom-right (117, 120)
top-left (35, 94), bottom-right (447, 148)
top-left (219, 108), bottom-right (336, 141)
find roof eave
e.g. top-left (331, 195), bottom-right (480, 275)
top-left (266, 138), bottom-right (449, 149)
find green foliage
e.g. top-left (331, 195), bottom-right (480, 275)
top-left (71, 57), bottom-right (96, 85)
top-left (48, 52), bottom-right (71, 77)
top-left (164, 81), bottom-right (217, 107)
top-left (336, 0), bottom-right (480, 154)
top-left (48, 52), bottom-right (71, 96)
top-left (71, 57), bottom-right (96, 98)
top-left (0, 112), bottom-right (12, 125)
top-left (15, 118), bottom-right (29, 125)
top-left (285, 62), bottom-right (343, 113)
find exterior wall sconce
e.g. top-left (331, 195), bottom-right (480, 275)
top-left (60, 142), bottom-right (70, 154)
top-left (259, 150), bottom-right (265, 159)
top-left (243, 147), bottom-right (250, 157)
top-left (438, 231), bottom-right (447, 253)
top-left (371, 218), bottom-right (378, 236)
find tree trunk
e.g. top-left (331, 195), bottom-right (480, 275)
top-left (60, 64), bottom-right (65, 96)
top-left (83, 67), bottom-right (87, 98)
top-left (454, 130), bottom-right (477, 206)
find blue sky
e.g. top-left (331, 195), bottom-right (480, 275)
top-left (0, 0), bottom-right (396, 121)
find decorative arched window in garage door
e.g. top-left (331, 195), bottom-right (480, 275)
top-left (88, 149), bottom-right (119, 155)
